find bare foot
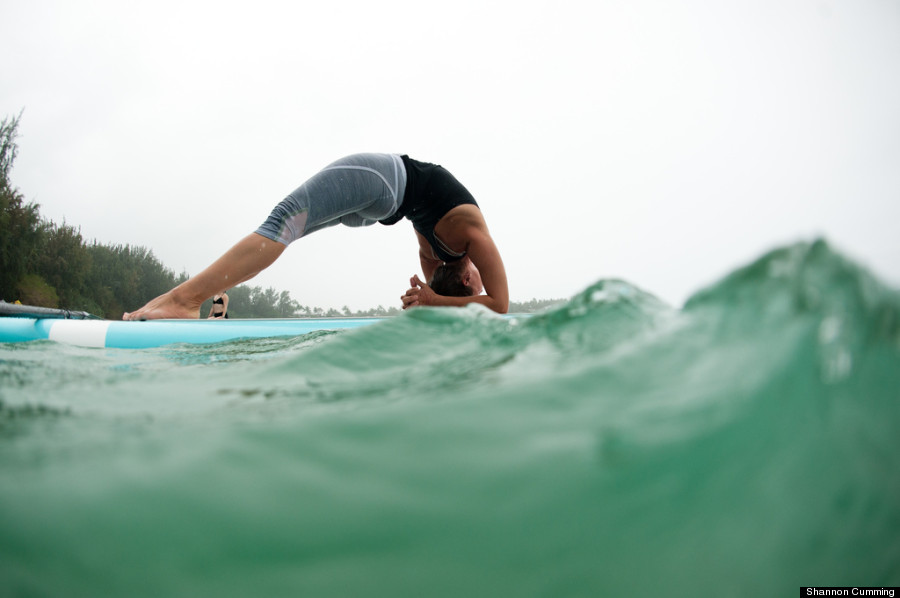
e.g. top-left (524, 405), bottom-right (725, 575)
top-left (122, 291), bottom-right (202, 321)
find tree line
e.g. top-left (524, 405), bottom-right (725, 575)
top-left (2, 113), bottom-right (185, 318)
top-left (1, 112), bottom-right (564, 319)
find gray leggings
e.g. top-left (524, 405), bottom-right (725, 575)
top-left (255, 153), bottom-right (407, 245)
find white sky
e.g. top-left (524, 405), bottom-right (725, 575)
top-left (2, 0), bottom-right (898, 311)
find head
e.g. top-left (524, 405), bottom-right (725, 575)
top-left (430, 258), bottom-right (484, 297)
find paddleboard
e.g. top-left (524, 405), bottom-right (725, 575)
top-left (0, 316), bottom-right (382, 349)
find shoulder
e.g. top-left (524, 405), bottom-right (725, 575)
top-left (441, 204), bottom-right (486, 228)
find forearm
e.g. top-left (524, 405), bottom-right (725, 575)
top-left (430, 291), bottom-right (509, 314)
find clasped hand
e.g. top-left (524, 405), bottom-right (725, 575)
top-left (401, 275), bottom-right (436, 309)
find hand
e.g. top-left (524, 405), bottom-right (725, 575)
top-left (401, 275), bottom-right (436, 309)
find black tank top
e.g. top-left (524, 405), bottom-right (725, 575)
top-left (379, 155), bottom-right (478, 262)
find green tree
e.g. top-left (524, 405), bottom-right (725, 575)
top-left (277, 290), bottom-right (299, 317)
top-left (36, 221), bottom-right (91, 309)
top-left (0, 111), bottom-right (47, 301)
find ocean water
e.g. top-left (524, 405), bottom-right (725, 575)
top-left (1, 239), bottom-right (898, 597)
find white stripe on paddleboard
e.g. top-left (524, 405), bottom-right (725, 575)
top-left (48, 320), bottom-right (111, 348)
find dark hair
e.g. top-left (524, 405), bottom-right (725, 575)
top-left (430, 261), bottom-right (474, 297)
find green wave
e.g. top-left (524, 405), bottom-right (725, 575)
top-left (1, 239), bottom-right (898, 597)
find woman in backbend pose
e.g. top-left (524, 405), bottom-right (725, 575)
top-left (123, 154), bottom-right (508, 320)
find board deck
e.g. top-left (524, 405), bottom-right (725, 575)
top-left (0, 317), bottom-right (383, 349)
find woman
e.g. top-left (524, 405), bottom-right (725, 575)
top-left (206, 293), bottom-right (229, 319)
top-left (123, 154), bottom-right (508, 320)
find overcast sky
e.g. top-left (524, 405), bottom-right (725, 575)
top-left (2, 0), bottom-right (898, 311)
